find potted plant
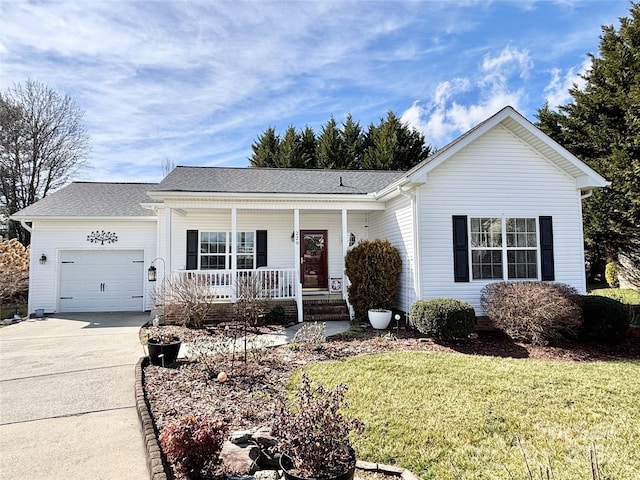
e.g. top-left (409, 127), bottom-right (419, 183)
top-left (142, 325), bottom-right (182, 367)
top-left (272, 373), bottom-right (364, 480)
top-left (367, 308), bottom-right (393, 329)
top-left (344, 239), bottom-right (402, 328)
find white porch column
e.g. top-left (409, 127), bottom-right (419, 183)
top-left (341, 208), bottom-right (350, 302)
top-left (294, 209), bottom-right (303, 323)
top-left (231, 208), bottom-right (237, 301)
top-left (165, 207), bottom-right (172, 275)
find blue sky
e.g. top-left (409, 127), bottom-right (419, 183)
top-left (0, 1), bottom-right (630, 183)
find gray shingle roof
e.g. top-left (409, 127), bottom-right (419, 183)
top-left (156, 167), bottom-right (406, 194)
top-left (11, 182), bottom-right (159, 218)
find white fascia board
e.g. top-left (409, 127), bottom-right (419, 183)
top-left (10, 215), bottom-right (158, 222)
top-left (147, 191), bottom-right (378, 202)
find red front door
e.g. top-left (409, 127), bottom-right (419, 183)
top-left (300, 230), bottom-right (328, 290)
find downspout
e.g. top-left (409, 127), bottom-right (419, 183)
top-left (396, 186), bottom-right (421, 315)
top-left (581, 190), bottom-right (593, 200)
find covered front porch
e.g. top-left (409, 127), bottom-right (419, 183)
top-left (152, 198), bottom-right (385, 322)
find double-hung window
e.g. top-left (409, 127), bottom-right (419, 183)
top-left (470, 217), bottom-right (538, 280)
top-left (200, 232), bottom-right (227, 269)
top-left (200, 231), bottom-right (255, 270)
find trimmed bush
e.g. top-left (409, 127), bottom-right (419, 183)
top-left (264, 305), bottom-right (286, 325)
top-left (159, 414), bottom-right (228, 479)
top-left (409, 298), bottom-right (476, 339)
top-left (480, 282), bottom-right (581, 345)
top-left (344, 239), bottom-right (402, 321)
top-left (605, 261), bottom-right (620, 288)
top-left (580, 295), bottom-right (629, 343)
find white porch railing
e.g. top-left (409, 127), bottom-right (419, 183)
top-left (173, 268), bottom-right (297, 301)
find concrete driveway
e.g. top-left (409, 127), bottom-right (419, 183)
top-left (0, 312), bottom-right (149, 480)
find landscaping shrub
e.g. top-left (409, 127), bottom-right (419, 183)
top-left (408, 298), bottom-right (476, 339)
top-left (605, 261), bottom-right (620, 288)
top-left (264, 305), bottom-right (286, 325)
top-left (604, 262), bottom-right (620, 288)
top-left (290, 322), bottom-right (326, 351)
top-left (272, 373), bottom-right (364, 479)
top-left (344, 238), bottom-right (402, 321)
top-left (480, 282), bottom-right (581, 345)
top-left (159, 414), bottom-right (228, 479)
top-left (579, 295), bottom-right (629, 343)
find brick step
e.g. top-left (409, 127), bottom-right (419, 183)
top-left (303, 305), bottom-right (349, 314)
top-left (304, 313), bottom-right (351, 322)
top-left (302, 299), bottom-right (350, 322)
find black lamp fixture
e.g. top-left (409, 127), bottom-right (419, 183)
top-left (147, 264), bottom-right (157, 282)
top-left (39, 253), bottom-right (47, 265)
top-left (147, 257), bottom-right (165, 282)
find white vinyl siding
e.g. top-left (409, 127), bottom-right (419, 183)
top-left (368, 195), bottom-right (416, 313)
top-left (418, 124), bottom-right (586, 313)
top-left (28, 220), bottom-right (157, 314)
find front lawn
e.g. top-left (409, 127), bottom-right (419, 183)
top-left (302, 352), bottom-right (640, 480)
top-left (588, 286), bottom-right (640, 304)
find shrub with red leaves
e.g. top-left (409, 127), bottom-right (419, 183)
top-left (159, 414), bottom-right (228, 480)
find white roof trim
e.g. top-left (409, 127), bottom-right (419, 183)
top-left (10, 215), bottom-right (158, 222)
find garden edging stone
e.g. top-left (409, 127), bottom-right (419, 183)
top-left (135, 357), bottom-right (168, 480)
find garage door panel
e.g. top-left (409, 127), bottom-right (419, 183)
top-left (59, 250), bottom-right (144, 312)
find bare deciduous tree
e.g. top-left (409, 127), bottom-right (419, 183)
top-left (1, 79), bottom-right (90, 244)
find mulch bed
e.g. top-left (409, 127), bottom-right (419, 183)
top-left (142, 323), bottom-right (639, 479)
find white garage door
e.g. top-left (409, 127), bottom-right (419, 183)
top-left (59, 250), bottom-right (145, 312)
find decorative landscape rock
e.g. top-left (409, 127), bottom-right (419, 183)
top-left (221, 441), bottom-right (261, 475)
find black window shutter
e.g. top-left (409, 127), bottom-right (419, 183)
top-left (186, 230), bottom-right (198, 270)
top-left (256, 230), bottom-right (268, 268)
top-left (452, 216), bottom-right (469, 282)
top-left (539, 216), bottom-right (555, 281)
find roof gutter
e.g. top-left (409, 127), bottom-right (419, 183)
top-left (20, 220), bottom-right (32, 233)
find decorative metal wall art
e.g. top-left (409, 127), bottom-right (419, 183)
top-left (87, 230), bottom-right (118, 245)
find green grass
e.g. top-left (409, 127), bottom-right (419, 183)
top-left (588, 286), bottom-right (640, 305)
top-left (300, 352), bottom-right (640, 480)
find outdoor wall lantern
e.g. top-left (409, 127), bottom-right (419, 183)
top-left (147, 265), bottom-right (157, 282)
top-left (147, 257), bottom-right (165, 282)
top-left (39, 253), bottom-right (47, 265)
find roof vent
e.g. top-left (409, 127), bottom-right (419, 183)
top-left (339, 176), bottom-right (343, 187)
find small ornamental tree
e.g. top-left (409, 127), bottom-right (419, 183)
top-left (272, 374), bottom-right (364, 479)
top-left (344, 239), bottom-right (402, 322)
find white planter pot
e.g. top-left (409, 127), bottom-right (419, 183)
top-left (368, 309), bottom-right (392, 329)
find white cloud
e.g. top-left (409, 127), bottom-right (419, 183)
top-left (0, 1), bottom-right (623, 181)
top-left (402, 46), bottom-right (529, 146)
top-left (543, 58), bottom-right (590, 109)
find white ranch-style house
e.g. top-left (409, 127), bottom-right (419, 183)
top-left (12, 107), bottom-right (609, 322)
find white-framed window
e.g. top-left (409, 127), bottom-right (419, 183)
top-left (200, 231), bottom-right (255, 270)
top-left (470, 217), bottom-right (538, 280)
top-left (236, 232), bottom-right (255, 269)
